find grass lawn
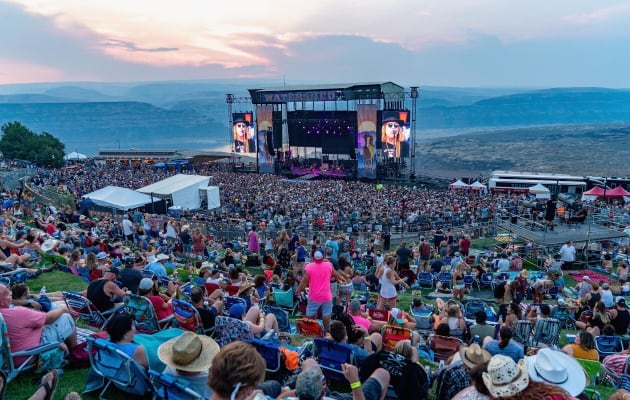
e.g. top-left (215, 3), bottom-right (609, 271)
top-left (6, 265), bottom-right (618, 400)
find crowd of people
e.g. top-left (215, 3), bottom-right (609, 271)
top-left (0, 161), bottom-right (629, 399)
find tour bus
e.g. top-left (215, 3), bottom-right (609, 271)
top-left (488, 171), bottom-right (587, 194)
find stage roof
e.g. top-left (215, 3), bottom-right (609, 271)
top-left (248, 82), bottom-right (405, 103)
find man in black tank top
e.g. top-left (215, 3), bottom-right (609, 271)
top-left (611, 297), bottom-right (630, 335)
top-left (84, 267), bottom-right (127, 312)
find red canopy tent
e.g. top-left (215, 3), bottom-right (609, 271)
top-left (583, 186), bottom-right (606, 196)
top-left (605, 186), bottom-right (630, 197)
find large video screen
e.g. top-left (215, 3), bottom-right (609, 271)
top-left (288, 111), bottom-right (356, 152)
top-left (379, 110), bottom-right (410, 158)
top-left (232, 112), bottom-right (256, 153)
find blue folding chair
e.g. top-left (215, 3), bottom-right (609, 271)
top-left (88, 337), bottom-right (154, 399)
top-left (417, 272), bottom-right (434, 289)
top-left (222, 296), bottom-right (248, 316)
top-left (438, 271), bottom-right (453, 290)
top-left (263, 305), bottom-right (293, 333)
top-left (149, 369), bottom-right (204, 400)
top-left (595, 335), bottom-right (625, 361)
top-left (313, 338), bottom-right (356, 381)
top-left (464, 300), bottom-right (486, 320)
top-left (479, 272), bottom-right (494, 290)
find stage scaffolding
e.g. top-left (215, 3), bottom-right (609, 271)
top-left (226, 82), bottom-right (420, 181)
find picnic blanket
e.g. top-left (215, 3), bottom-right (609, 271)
top-left (569, 270), bottom-right (611, 284)
top-left (135, 327), bottom-right (184, 371)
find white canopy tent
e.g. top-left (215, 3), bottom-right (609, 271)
top-left (449, 179), bottom-right (470, 189)
top-left (64, 151), bottom-right (88, 161)
top-left (84, 186), bottom-right (158, 211)
top-left (138, 174), bottom-right (213, 210)
top-left (469, 181), bottom-right (486, 190)
top-left (529, 183), bottom-right (551, 199)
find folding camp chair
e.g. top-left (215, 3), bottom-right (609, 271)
top-left (0, 313), bottom-right (65, 383)
top-left (464, 300), bottom-right (486, 320)
top-left (204, 282), bottom-right (222, 296)
top-left (463, 274), bottom-right (476, 292)
top-left (368, 308), bottom-right (390, 323)
top-left (512, 320), bottom-right (534, 346)
top-left (416, 272), bottom-right (434, 289)
top-left (224, 285), bottom-right (240, 296)
top-left (313, 338), bottom-right (356, 381)
top-left (409, 307), bottom-right (434, 336)
top-left (222, 296), bottom-right (248, 316)
top-left (124, 293), bottom-right (175, 333)
top-left (550, 305), bottom-right (575, 330)
top-left (429, 334), bottom-right (461, 362)
top-left (149, 369), bottom-right (204, 400)
top-left (88, 337), bottom-right (154, 399)
top-left (438, 271), bottom-right (453, 290)
top-left (246, 337), bottom-right (287, 381)
top-left (296, 318), bottom-right (324, 338)
top-left (381, 325), bottom-right (413, 351)
top-left (213, 316), bottom-right (254, 347)
top-left (531, 318), bottom-right (561, 348)
top-left (479, 272), bottom-right (494, 290)
top-left (595, 335), bottom-right (625, 361)
top-left (172, 298), bottom-right (213, 336)
top-left (63, 291), bottom-right (119, 329)
top-left (272, 287), bottom-right (298, 314)
top-left (263, 305), bottom-right (293, 333)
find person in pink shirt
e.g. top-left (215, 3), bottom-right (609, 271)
top-left (348, 299), bottom-right (380, 333)
top-left (295, 250), bottom-right (344, 332)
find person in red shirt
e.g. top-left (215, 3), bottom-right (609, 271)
top-left (459, 234), bottom-right (471, 257)
top-left (138, 278), bottom-right (174, 320)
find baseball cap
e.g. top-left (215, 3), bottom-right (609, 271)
top-left (97, 251), bottom-right (109, 260)
top-left (313, 250), bottom-right (324, 260)
top-left (390, 308), bottom-right (405, 324)
top-left (106, 266), bottom-right (119, 275)
top-left (582, 276), bottom-right (590, 281)
top-left (139, 278), bottom-right (154, 290)
top-left (228, 304), bottom-right (246, 319)
top-left (617, 296), bottom-right (626, 306)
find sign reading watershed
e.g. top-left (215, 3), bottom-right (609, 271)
top-left (261, 91), bottom-right (339, 103)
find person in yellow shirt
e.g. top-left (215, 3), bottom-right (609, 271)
top-left (561, 331), bottom-right (599, 361)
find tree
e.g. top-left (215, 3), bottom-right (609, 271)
top-left (0, 121), bottom-right (65, 168)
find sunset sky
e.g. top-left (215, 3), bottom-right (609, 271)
top-left (1, 0), bottom-right (629, 87)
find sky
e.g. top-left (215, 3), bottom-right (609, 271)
top-left (1, 0), bottom-right (629, 88)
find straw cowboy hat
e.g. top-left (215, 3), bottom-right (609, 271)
top-left (237, 282), bottom-right (255, 296)
top-left (482, 355), bottom-right (530, 398)
top-left (158, 332), bottom-right (219, 372)
top-left (459, 344), bottom-right (491, 369)
top-left (519, 269), bottom-right (530, 279)
top-left (525, 348), bottom-right (586, 397)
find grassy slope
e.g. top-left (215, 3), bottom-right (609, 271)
top-left (7, 262), bottom-right (619, 399)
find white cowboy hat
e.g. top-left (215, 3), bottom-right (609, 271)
top-left (41, 239), bottom-right (59, 252)
top-left (155, 254), bottom-right (169, 262)
top-left (157, 332), bottom-right (219, 372)
top-left (482, 355), bottom-right (529, 398)
top-left (525, 348), bottom-right (586, 397)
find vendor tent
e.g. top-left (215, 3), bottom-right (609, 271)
top-left (64, 151), bottom-right (88, 161)
top-left (84, 186), bottom-right (157, 211)
top-left (529, 183), bottom-right (550, 199)
top-left (449, 180), bottom-right (469, 189)
top-left (137, 174), bottom-right (211, 210)
top-left (583, 186), bottom-right (606, 196)
top-left (469, 181), bottom-right (486, 190)
top-left (605, 186), bottom-right (630, 197)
